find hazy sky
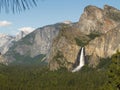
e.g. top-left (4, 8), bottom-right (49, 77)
top-left (0, 0), bottom-right (120, 35)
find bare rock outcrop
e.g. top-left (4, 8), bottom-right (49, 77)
top-left (86, 25), bottom-right (120, 67)
top-left (49, 5), bottom-right (120, 70)
top-left (77, 5), bottom-right (120, 34)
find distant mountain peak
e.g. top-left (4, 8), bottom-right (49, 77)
top-left (0, 33), bottom-right (8, 37)
top-left (0, 33), bottom-right (15, 54)
top-left (62, 20), bottom-right (72, 24)
top-left (16, 29), bottom-right (34, 41)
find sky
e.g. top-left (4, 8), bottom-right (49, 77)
top-left (0, 0), bottom-right (120, 35)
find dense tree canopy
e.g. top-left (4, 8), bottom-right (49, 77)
top-left (1, 51), bottom-right (120, 90)
top-left (102, 50), bottom-right (120, 90)
top-left (0, 64), bottom-right (107, 90)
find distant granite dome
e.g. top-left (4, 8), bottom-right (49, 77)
top-left (16, 28), bottom-right (34, 41)
top-left (62, 21), bottom-right (72, 24)
top-left (3, 23), bottom-right (63, 64)
top-left (0, 33), bottom-right (15, 54)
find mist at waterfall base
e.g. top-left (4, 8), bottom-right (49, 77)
top-left (72, 47), bottom-right (85, 72)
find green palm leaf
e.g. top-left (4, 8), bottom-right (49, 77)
top-left (0, 0), bottom-right (38, 13)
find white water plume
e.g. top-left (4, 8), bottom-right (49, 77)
top-left (72, 47), bottom-right (85, 72)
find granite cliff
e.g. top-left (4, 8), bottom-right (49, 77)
top-left (1, 5), bottom-right (120, 70)
top-left (85, 25), bottom-right (120, 67)
top-left (49, 5), bottom-right (120, 70)
top-left (3, 23), bottom-right (64, 64)
top-left (77, 5), bottom-right (120, 34)
top-left (0, 33), bottom-right (15, 54)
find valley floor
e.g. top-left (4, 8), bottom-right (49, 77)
top-left (0, 64), bottom-right (106, 90)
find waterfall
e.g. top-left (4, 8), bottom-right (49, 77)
top-left (72, 47), bottom-right (85, 72)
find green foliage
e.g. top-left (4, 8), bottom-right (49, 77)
top-left (19, 33), bottom-right (35, 45)
top-left (75, 31), bottom-right (101, 47)
top-left (0, 65), bottom-right (107, 90)
top-left (53, 50), bottom-right (71, 68)
top-left (81, 65), bottom-right (95, 72)
top-left (11, 53), bottom-right (46, 65)
top-left (97, 57), bottom-right (112, 69)
top-left (102, 50), bottom-right (120, 90)
top-left (53, 51), bottom-right (64, 60)
top-left (75, 37), bottom-right (89, 46)
top-left (53, 50), bottom-right (65, 65)
top-left (0, 0), bottom-right (38, 13)
top-left (87, 32), bottom-right (101, 40)
top-left (58, 24), bottom-right (70, 37)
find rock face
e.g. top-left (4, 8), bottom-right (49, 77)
top-left (49, 5), bottom-right (120, 70)
top-left (0, 55), bottom-right (5, 64)
top-left (0, 31), bottom-right (33, 64)
top-left (1, 5), bottom-right (120, 71)
top-left (77, 5), bottom-right (120, 34)
top-left (3, 23), bottom-right (63, 64)
top-left (16, 30), bottom-right (33, 41)
top-left (85, 25), bottom-right (120, 67)
top-left (0, 33), bottom-right (15, 54)
top-left (48, 25), bottom-right (81, 70)
top-left (0, 29), bottom-right (34, 55)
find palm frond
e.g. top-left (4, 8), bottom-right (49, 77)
top-left (0, 0), bottom-right (38, 13)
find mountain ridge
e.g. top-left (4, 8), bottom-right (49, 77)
top-left (0, 33), bottom-right (15, 55)
top-left (0, 5), bottom-right (120, 71)
top-left (48, 5), bottom-right (120, 70)
top-left (2, 23), bottom-right (66, 64)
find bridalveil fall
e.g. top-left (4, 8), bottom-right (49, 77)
top-left (72, 47), bottom-right (85, 72)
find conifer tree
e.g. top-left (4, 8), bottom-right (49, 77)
top-left (103, 50), bottom-right (120, 90)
